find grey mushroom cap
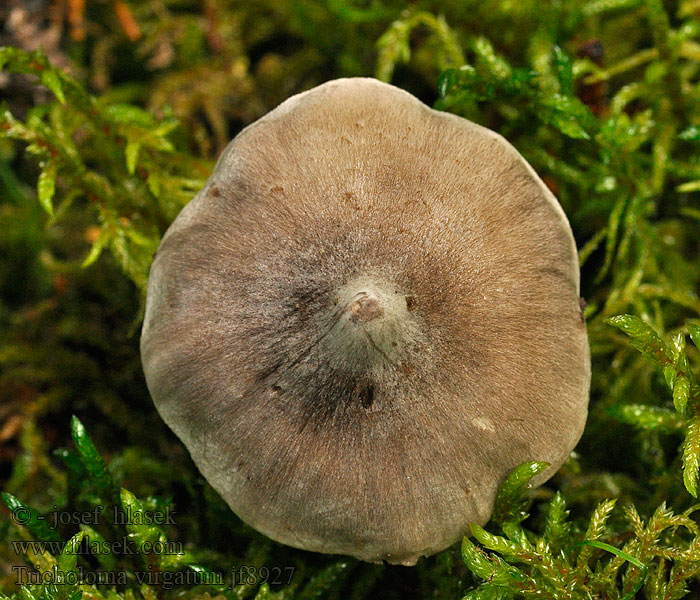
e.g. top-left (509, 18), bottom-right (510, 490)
top-left (140, 77), bottom-right (591, 565)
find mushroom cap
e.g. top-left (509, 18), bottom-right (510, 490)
top-left (140, 78), bottom-right (590, 565)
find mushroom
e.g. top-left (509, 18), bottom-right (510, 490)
top-left (140, 78), bottom-right (590, 565)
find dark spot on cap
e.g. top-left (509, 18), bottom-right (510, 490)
top-left (349, 295), bottom-right (384, 323)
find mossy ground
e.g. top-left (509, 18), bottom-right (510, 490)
top-left (2, 1), bottom-right (700, 598)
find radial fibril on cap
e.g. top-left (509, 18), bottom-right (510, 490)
top-left (140, 77), bottom-right (591, 565)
